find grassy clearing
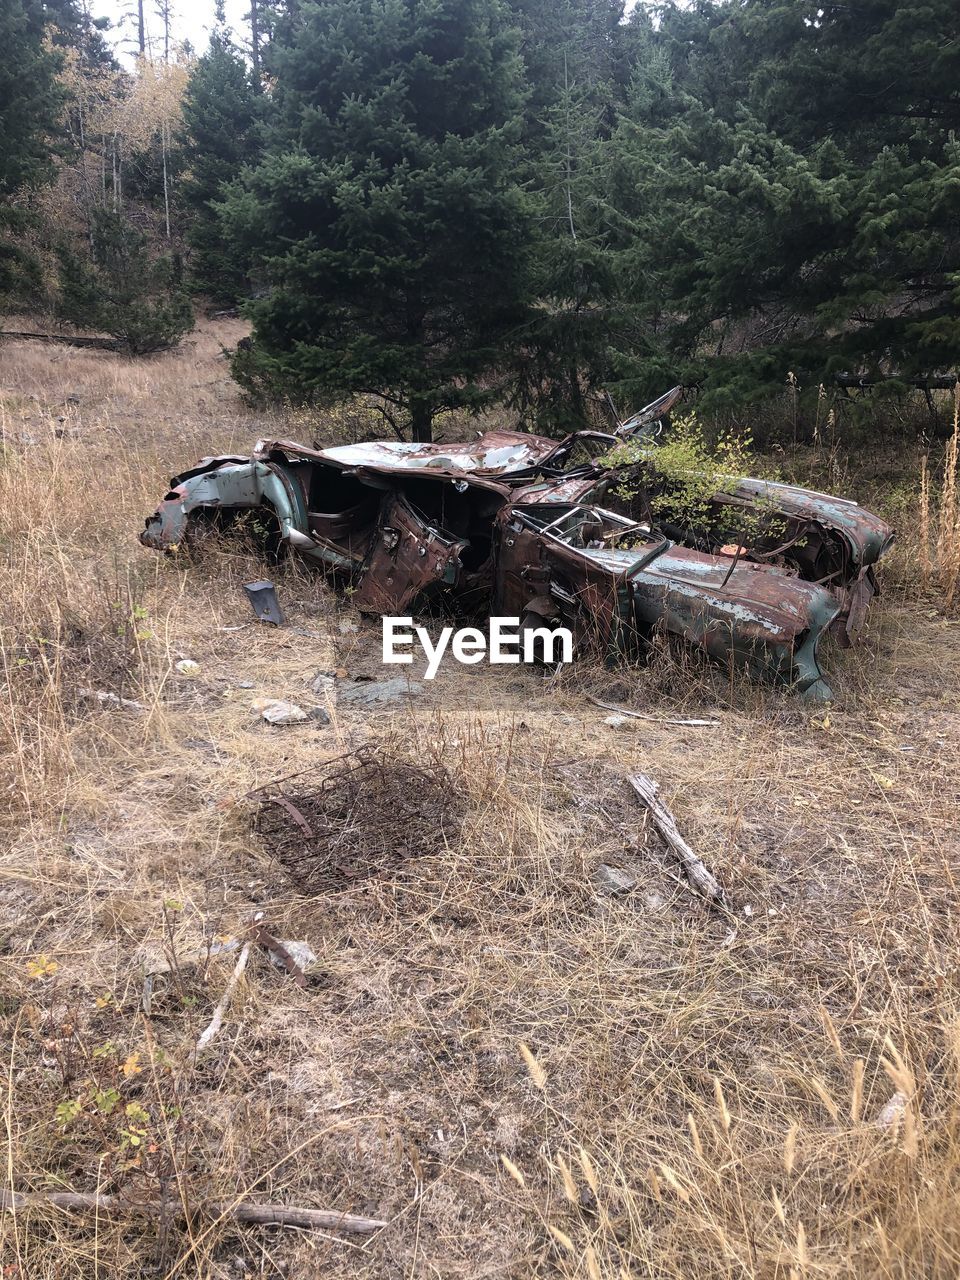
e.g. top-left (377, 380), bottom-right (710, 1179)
top-left (1, 326), bottom-right (959, 1278)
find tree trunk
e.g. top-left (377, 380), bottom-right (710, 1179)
top-left (162, 121), bottom-right (171, 240)
top-left (137, 0), bottom-right (146, 54)
top-left (409, 400), bottom-right (433, 443)
top-left (250, 0), bottom-right (261, 85)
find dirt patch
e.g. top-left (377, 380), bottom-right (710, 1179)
top-left (251, 744), bottom-right (466, 892)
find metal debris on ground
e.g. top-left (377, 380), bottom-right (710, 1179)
top-left (248, 917), bottom-right (315, 987)
top-left (250, 746), bottom-right (464, 893)
top-left (243, 578), bottom-right (286, 626)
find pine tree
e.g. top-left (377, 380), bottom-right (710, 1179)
top-left (223, 0), bottom-right (534, 441)
top-left (738, 0), bottom-right (960, 382)
top-left (179, 31), bottom-right (261, 304)
top-left (605, 0), bottom-right (960, 407)
top-left (57, 207), bottom-right (194, 352)
top-left (505, 0), bottom-right (637, 430)
top-left (0, 1), bottom-right (65, 308)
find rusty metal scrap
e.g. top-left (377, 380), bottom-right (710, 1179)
top-left (250, 747), bottom-right (465, 893)
top-left (140, 387), bottom-right (895, 699)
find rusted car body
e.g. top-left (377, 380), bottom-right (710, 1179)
top-left (141, 390), bottom-right (893, 699)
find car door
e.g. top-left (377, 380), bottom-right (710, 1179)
top-left (352, 493), bottom-right (469, 614)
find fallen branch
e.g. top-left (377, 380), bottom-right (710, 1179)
top-left (195, 940), bottom-right (251, 1053)
top-left (834, 372), bottom-right (957, 391)
top-left (628, 773), bottom-right (725, 905)
top-left (78, 687), bottom-right (146, 712)
top-left (587, 695), bottom-right (719, 728)
top-left (0, 329), bottom-right (124, 352)
top-left (0, 1189), bottom-right (386, 1234)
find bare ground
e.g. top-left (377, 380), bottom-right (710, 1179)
top-left (1, 322), bottom-right (959, 1279)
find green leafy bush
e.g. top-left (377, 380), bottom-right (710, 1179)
top-left (601, 414), bottom-right (784, 546)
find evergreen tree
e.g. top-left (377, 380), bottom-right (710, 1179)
top-left (223, 0), bottom-right (534, 441)
top-left (57, 207), bottom-right (194, 352)
top-left (507, 0), bottom-right (626, 143)
top-left (606, 0), bottom-right (960, 407)
top-left (738, 0), bottom-right (960, 382)
top-left (180, 31), bottom-right (261, 304)
top-left (503, 0), bottom-right (634, 430)
top-left (0, 0), bottom-right (65, 307)
top-left (243, 0), bottom-right (284, 88)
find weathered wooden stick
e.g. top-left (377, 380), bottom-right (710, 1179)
top-left (0, 1189), bottom-right (386, 1234)
top-left (195, 940), bottom-right (251, 1053)
top-left (587, 695), bottom-right (719, 728)
top-left (628, 773), bottom-right (725, 905)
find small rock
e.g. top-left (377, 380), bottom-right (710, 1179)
top-left (268, 940), bottom-right (317, 972)
top-left (604, 714), bottom-right (631, 730)
top-left (258, 699), bottom-right (308, 725)
top-left (307, 706), bottom-right (331, 725)
top-left (237, 680), bottom-right (255, 689)
top-left (875, 1091), bottom-right (908, 1130)
top-left (642, 890), bottom-right (666, 910)
top-left (338, 677), bottom-right (424, 705)
top-left (592, 863), bottom-right (638, 895)
top-left (310, 671), bottom-right (335, 695)
top-left (175, 659), bottom-right (201, 676)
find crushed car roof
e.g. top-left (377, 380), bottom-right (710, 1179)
top-left (315, 432), bottom-right (557, 476)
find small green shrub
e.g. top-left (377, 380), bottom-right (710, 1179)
top-left (57, 209), bottom-right (194, 355)
top-left (600, 413), bottom-right (784, 547)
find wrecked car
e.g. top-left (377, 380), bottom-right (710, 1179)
top-left (141, 388), bottom-right (894, 699)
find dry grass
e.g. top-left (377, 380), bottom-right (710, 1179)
top-left (1, 325), bottom-right (959, 1278)
top-left (918, 387), bottom-right (960, 608)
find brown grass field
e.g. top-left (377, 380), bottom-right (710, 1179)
top-left (1, 321), bottom-right (959, 1278)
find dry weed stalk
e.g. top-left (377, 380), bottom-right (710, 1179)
top-left (920, 381), bottom-right (960, 606)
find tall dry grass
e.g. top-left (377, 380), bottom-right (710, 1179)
top-left (919, 387), bottom-right (960, 607)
